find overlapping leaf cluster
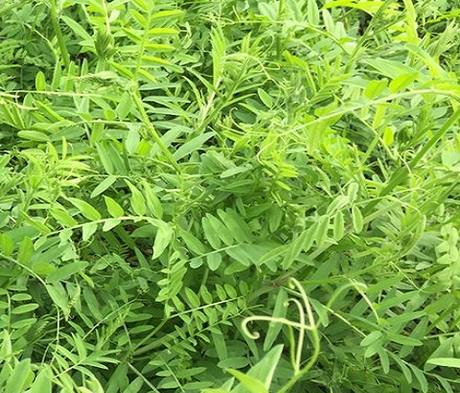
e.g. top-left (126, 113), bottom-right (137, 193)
top-left (1, 0), bottom-right (460, 392)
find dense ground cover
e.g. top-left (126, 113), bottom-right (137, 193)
top-left (1, 0), bottom-right (460, 392)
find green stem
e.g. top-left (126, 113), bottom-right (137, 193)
top-left (362, 108), bottom-right (460, 215)
top-left (277, 340), bottom-right (320, 393)
top-left (344, 0), bottom-right (398, 74)
top-left (49, 0), bottom-right (70, 70)
top-left (128, 319), bottom-right (169, 357)
top-left (275, 0), bottom-right (285, 60)
top-left (278, 279), bottom-right (320, 393)
top-left (132, 89), bottom-right (181, 173)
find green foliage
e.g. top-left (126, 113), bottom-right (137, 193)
top-left (1, 0), bottom-right (460, 392)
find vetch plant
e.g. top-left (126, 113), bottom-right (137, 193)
top-left (1, 0), bottom-right (460, 392)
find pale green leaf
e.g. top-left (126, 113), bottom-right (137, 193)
top-left (426, 358), bottom-right (460, 368)
top-left (5, 358), bottom-right (31, 393)
top-left (153, 224), bottom-right (173, 259)
top-left (263, 288), bottom-right (288, 351)
top-left (142, 180), bottom-right (163, 219)
top-left (226, 369), bottom-right (268, 393)
top-left (31, 369), bottom-right (52, 393)
top-left (173, 132), bottom-right (214, 161)
top-left (82, 222), bottom-right (98, 241)
top-left (202, 216), bottom-right (222, 249)
top-left (352, 206), bottom-right (364, 233)
top-left (47, 261), bottom-right (88, 282)
top-left (104, 196), bottom-right (124, 218)
top-left (125, 180), bottom-right (146, 216)
top-left (68, 197), bottom-right (101, 221)
top-left (50, 208), bottom-right (78, 227)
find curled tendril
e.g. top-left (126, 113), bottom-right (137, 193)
top-left (241, 278), bottom-right (316, 374)
top-left (241, 324), bottom-right (260, 340)
top-left (241, 277), bottom-right (371, 393)
top-left (241, 314), bottom-right (315, 340)
top-left (285, 297), bottom-right (305, 372)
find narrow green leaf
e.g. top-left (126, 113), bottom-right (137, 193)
top-left (226, 244), bottom-right (256, 266)
top-left (206, 214), bottom-right (234, 246)
top-left (68, 198), bottom-right (101, 221)
top-left (258, 244), bottom-right (286, 267)
top-left (0, 234), bottom-right (14, 256)
top-left (218, 208), bottom-right (253, 243)
top-left (61, 15), bottom-right (93, 42)
top-left (125, 180), bottom-right (146, 216)
top-left (409, 364), bottom-right (428, 393)
top-left (50, 208), bottom-right (78, 227)
top-left (12, 304), bottom-right (39, 314)
top-left (387, 333), bottom-right (422, 346)
top-left (103, 218), bottom-right (121, 231)
top-left (153, 224), bottom-right (173, 259)
top-left (150, 10), bottom-right (184, 20)
top-left (17, 237), bottom-right (33, 265)
top-left (226, 369), bottom-right (268, 393)
top-left (314, 215), bottom-right (330, 247)
top-left (18, 130), bottom-right (50, 142)
top-left (206, 252), bottom-right (222, 271)
top-left (184, 287), bottom-right (200, 308)
top-left (83, 287), bottom-right (103, 320)
top-left (190, 257), bottom-right (203, 268)
top-left (47, 261), bottom-right (88, 282)
top-left (110, 61), bottom-right (134, 79)
top-left (124, 377), bottom-right (144, 393)
top-left (173, 132), bottom-right (214, 160)
top-left (389, 73), bottom-right (417, 93)
top-left (332, 210), bottom-right (344, 241)
top-left (148, 28), bottom-right (178, 35)
top-left (104, 196), bottom-right (124, 218)
top-left (142, 180), bottom-right (163, 219)
top-left (179, 229), bottom-right (206, 255)
top-left (364, 79), bottom-right (388, 99)
top-left (118, 92), bottom-right (133, 121)
top-left (141, 56), bottom-right (172, 66)
top-left (73, 333), bottom-right (88, 360)
top-left (122, 27), bottom-right (142, 42)
top-left (202, 216), bottom-right (221, 249)
top-left (35, 71), bottom-right (46, 91)
top-left (390, 353), bottom-right (412, 383)
top-left (426, 358), bottom-right (460, 368)
top-left (234, 345), bottom-right (283, 391)
top-left (5, 358), bottom-right (31, 393)
top-left (378, 348), bottom-right (390, 374)
top-left (282, 226), bottom-right (315, 269)
top-left (257, 88), bottom-right (273, 108)
top-left (352, 206), bottom-right (364, 233)
top-left (307, 0), bottom-right (319, 24)
top-left (96, 142), bottom-right (114, 174)
top-left (0, 331), bottom-right (12, 359)
top-left (327, 195), bottom-right (349, 215)
top-left (263, 288), bottom-right (288, 351)
top-left (360, 331), bottom-right (383, 346)
top-left (383, 126), bottom-right (395, 146)
top-left (82, 222), bottom-right (98, 242)
top-left (46, 283), bottom-right (68, 312)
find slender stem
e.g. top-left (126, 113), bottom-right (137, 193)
top-left (278, 279), bottom-right (320, 393)
top-left (362, 108), bottom-right (460, 215)
top-left (128, 363), bottom-right (161, 393)
top-left (275, 0), bottom-right (285, 60)
top-left (132, 89), bottom-right (181, 173)
top-left (49, 0), bottom-right (70, 70)
top-left (344, 0), bottom-right (397, 74)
